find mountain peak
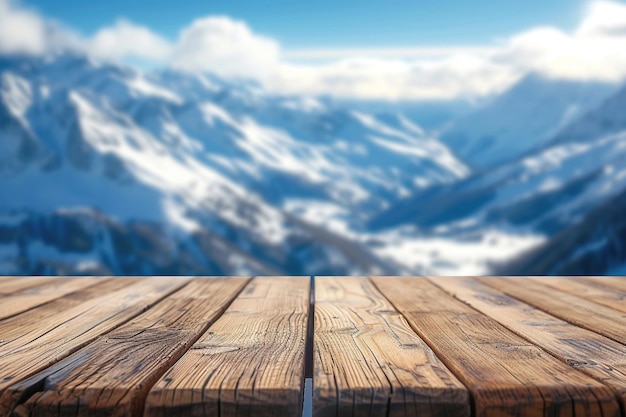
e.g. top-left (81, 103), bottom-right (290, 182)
top-left (440, 73), bottom-right (620, 169)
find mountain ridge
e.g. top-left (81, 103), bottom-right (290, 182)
top-left (1, 52), bottom-right (626, 275)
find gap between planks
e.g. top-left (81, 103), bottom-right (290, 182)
top-left (371, 277), bottom-right (623, 417)
top-left (3, 277), bottom-right (251, 417)
top-left (1, 276), bottom-right (626, 417)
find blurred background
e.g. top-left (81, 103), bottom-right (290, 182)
top-left (1, 0), bottom-right (625, 276)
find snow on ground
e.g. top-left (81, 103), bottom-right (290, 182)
top-left (126, 75), bottom-right (183, 104)
top-left (282, 197), bottom-right (546, 275)
top-left (280, 97), bottom-right (325, 113)
top-left (370, 226), bottom-right (546, 275)
top-left (283, 199), bottom-right (353, 236)
top-left (1, 72), bottom-right (32, 121)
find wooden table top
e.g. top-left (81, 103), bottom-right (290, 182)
top-left (0, 276), bottom-right (624, 417)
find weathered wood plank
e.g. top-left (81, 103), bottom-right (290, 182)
top-left (529, 277), bottom-right (626, 314)
top-left (372, 277), bottom-right (620, 417)
top-left (431, 277), bottom-right (626, 414)
top-left (0, 277), bottom-right (191, 416)
top-left (0, 277), bottom-right (144, 344)
top-left (481, 277), bottom-right (626, 345)
top-left (0, 277), bottom-right (105, 320)
top-left (0, 277), bottom-right (67, 296)
top-left (314, 277), bottom-right (469, 417)
top-left (145, 277), bottom-right (310, 417)
top-left (3, 277), bottom-right (249, 417)
top-left (582, 276), bottom-right (626, 293)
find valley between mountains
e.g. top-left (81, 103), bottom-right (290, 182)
top-left (1, 53), bottom-right (625, 275)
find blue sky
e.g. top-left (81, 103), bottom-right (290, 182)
top-left (23, 0), bottom-right (588, 48)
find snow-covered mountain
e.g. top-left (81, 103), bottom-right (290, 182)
top-left (2, 52), bottom-right (625, 275)
top-left (370, 77), bottom-right (626, 274)
top-left (440, 74), bottom-right (618, 169)
top-left (0, 53), bottom-right (468, 275)
top-left (499, 187), bottom-right (626, 275)
top-left (153, 70), bottom-right (469, 219)
top-left (328, 98), bottom-right (477, 131)
top-left (370, 122), bottom-right (626, 235)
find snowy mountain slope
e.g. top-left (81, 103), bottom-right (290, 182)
top-left (0, 53), bottom-right (406, 275)
top-left (373, 75), bottom-right (626, 233)
top-left (366, 77), bottom-right (626, 275)
top-left (0, 54), bottom-right (468, 214)
top-left (440, 74), bottom-right (618, 169)
top-left (2, 52), bottom-right (625, 276)
top-left (499, 186), bottom-right (626, 275)
top-left (0, 209), bottom-right (283, 275)
top-left (0, 206), bottom-right (394, 275)
top-left (153, 70), bottom-right (470, 218)
top-left (548, 82), bottom-right (626, 146)
top-left (322, 98), bottom-right (478, 131)
top-left (371, 129), bottom-right (626, 234)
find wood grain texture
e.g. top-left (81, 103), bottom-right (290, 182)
top-left (0, 278), bottom-right (144, 343)
top-left (0, 277), bottom-right (66, 296)
top-left (431, 277), bottom-right (626, 414)
top-left (0, 278), bottom-right (191, 416)
top-left (0, 278), bottom-right (20, 287)
top-left (529, 277), bottom-right (626, 314)
top-left (0, 277), bottom-right (105, 320)
top-left (3, 277), bottom-right (249, 417)
top-left (314, 277), bottom-right (469, 417)
top-left (145, 277), bottom-right (310, 417)
top-left (582, 277), bottom-right (626, 292)
top-left (372, 277), bottom-right (620, 417)
top-left (481, 277), bottom-right (626, 345)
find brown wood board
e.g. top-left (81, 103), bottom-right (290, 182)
top-left (0, 277), bottom-right (192, 416)
top-left (144, 276), bottom-right (310, 417)
top-left (313, 276), bottom-right (469, 417)
top-left (372, 277), bottom-right (620, 417)
top-left (431, 276), bottom-right (626, 415)
top-left (480, 277), bottom-right (626, 345)
top-left (0, 277), bottom-right (105, 320)
top-left (2, 277), bottom-right (249, 417)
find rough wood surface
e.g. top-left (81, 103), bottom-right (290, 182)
top-left (313, 277), bottom-right (469, 417)
top-left (0, 277), bottom-right (104, 320)
top-left (0, 278), bottom-right (191, 416)
top-left (372, 277), bottom-right (620, 417)
top-left (1, 276), bottom-right (625, 417)
top-left (3, 277), bottom-right (249, 417)
top-left (481, 277), bottom-right (626, 345)
top-left (0, 277), bottom-right (21, 289)
top-left (431, 277), bottom-right (626, 414)
top-left (0, 277), bottom-right (66, 296)
top-left (530, 277), bottom-right (626, 315)
top-left (0, 278), bottom-right (144, 343)
top-left (145, 277), bottom-right (310, 417)
top-left (582, 277), bottom-right (626, 292)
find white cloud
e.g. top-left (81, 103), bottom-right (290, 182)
top-left (0, 0), bottom-right (80, 56)
top-left (163, 0), bottom-right (626, 99)
top-left (88, 19), bottom-right (173, 62)
top-left (0, 0), bottom-right (53, 54)
top-left (171, 16), bottom-right (280, 79)
top-left (577, 0), bottom-right (626, 37)
top-left (1, 0), bottom-right (626, 100)
top-left (497, 0), bottom-right (626, 82)
top-left (164, 17), bottom-right (517, 100)
top-left (264, 56), bottom-right (518, 100)
top-left (0, 0), bottom-right (170, 63)
top-left (283, 46), bottom-right (497, 61)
